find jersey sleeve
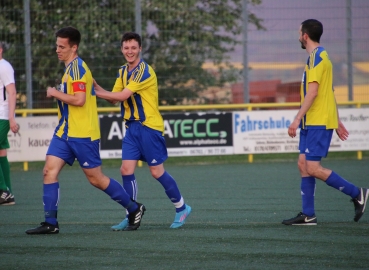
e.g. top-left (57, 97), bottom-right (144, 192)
top-left (126, 63), bottom-right (153, 93)
top-left (112, 68), bottom-right (125, 93)
top-left (69, 62), bottom-right (87, 84)
top-left (0, 63), bottom-right (15, 86)
top-left (307, 50), bottom-right (324, 85)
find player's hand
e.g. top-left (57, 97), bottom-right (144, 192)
top-left (288, 118), bottom-right (300, 138)
top-left (46, 87), bottom-right (57, 98)
top-left (93, 79), bottom-right (100, 91)
top-left (336, 120), bottom-right (349, 141)
top-left (9, 119), bottom-right (19, 134)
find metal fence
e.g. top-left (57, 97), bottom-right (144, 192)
top-left (1, 0), bottom-right (368, 109)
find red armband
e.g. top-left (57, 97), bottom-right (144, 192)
top-left (72, 82), bottom-right (86, 93)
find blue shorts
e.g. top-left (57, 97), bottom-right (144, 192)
top-left (122, 121), bottom-right (168, 166)
top-left (47, 136), bottom-right (102, 168)
top-left (299, 129), bottom-right (333, 161)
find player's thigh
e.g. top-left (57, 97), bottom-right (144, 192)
top-left (69, 139), bottom-right (102, 169)
top-left (140, 126), bottom-right (168, 166)
top-left (47, 136), bottom-right (76, 166)
top-left (305, 129), bottom-right (333, 161)
top-left (43, 155), bottom-right (66, 183)
top-left (122, 127), bottom-right (141, 161)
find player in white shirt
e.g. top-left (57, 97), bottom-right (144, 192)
top-left (0, 41), bottom-right (19, 205)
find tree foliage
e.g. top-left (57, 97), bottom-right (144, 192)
top-left (0, 0), bottom-right (264, 108)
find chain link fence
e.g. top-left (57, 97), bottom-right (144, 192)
top-left (1, 0), bottom-right (368, 109)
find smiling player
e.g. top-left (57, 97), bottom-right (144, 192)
top-left (94, 32), bottom-right (191, 230)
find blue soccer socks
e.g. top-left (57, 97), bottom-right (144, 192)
top-left (301, 176), bottom-right (316, 216)
top-left (43, 182), bottom-right (60, 225)
top-left (326, 171), bottom-right (360, 199)
top-left (156, 171), bottom-right (186, 212)
top-left (103, 178), bottom-right (138, 212)
top-left (122, 174), bottom-right (137, 201)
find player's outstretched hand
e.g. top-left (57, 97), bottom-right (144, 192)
top-left (288, 118), bottom-right (300, 138)
top-left (93, 79), bottom-right (101, 92)
top-left (336, 120), bottom-right (349, 141)
top-left (46, 87), bottom-right (57, 98)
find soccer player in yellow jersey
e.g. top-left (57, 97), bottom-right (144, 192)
top-left (282, 19), bottom-right (368, 225)
top-left (94, 32), bottom-right (191, 229)
top-left (26, 27), bottom-right (145, 234)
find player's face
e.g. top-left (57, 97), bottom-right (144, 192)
top-left (121, 39), bottom-right (141, 67)
top-left (55, 37), bottom-right (77, 64)
top-left (299, 26), bottom-right (307, 50)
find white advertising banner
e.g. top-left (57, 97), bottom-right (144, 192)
top-left (330, 108), bottom-right (369, 151)
top-left (233, 110), bottom-right (298, 154)
top-left (233, 108), bottom-right (369, 154)
top-left (8, 116), bottom-right (57, 162)
top-left (6, 108), bottom-right (369, 162)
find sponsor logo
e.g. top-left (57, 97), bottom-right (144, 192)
top-left (357, 189), bottom-right (364, 205)
top-left (304, 217), bottom-right (316, 222)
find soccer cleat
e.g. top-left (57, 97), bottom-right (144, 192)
top-left (282, 212), bottom-right (317, 225)
top-left (170, 204), bottom-right (192, 229)
top-left (111, 218), bottom-right (129, 231)
top-left (25, 222), bottom-right (59, 234)
top-left (0, 190), bottom-right (13, 205)
top-left (352, 187), bottom-right (369, 222)
top-left (124, 203), bottom-right (145, 231)
top-left (0, 192), bottom-right (15, 205)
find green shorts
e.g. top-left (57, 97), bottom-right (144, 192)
top-left (0, 120), bottom-right (10, 150)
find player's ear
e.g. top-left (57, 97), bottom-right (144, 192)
top-left (72, 44), bottom-right (78, 53)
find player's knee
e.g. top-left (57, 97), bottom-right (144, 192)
top-left (150, 166), bottom-right (165, 179)
top-left (43, 166), bottom-right (56, 180)
top-left (297, 160), bottom-right (305, 173)
top-left (151, 171), bottom-right (161, 179)
top-left (306, 165), bottom-right (319, 177)
top-left (86, 175), bottom-right (103, 189)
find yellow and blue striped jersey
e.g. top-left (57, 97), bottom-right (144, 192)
top-left (54, 57), bottom-right (100, 140)
top-left (300, 47), bottom-right (338, 129)
top-left (112, 59), bottom-right (164, 132)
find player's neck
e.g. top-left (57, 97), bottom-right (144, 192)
top-left (306, 42), bottom-right (320, 54)
top-left (128, 59), bottom-right (141, 71)
top-left (64, 53), bottom-right (78, 67)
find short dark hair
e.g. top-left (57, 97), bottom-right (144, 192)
top-left (55, 26), bottom-right (81, 47)
top-left (301, 19), bottom-right (323, 43)
top-left (121, 32), bottom-right (141, 47)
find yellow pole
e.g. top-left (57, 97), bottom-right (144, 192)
top-left (138, 160), bottom-right (143, 167)
top-left (23, 161), bottom-right (28, 171)
top-left (247, 105), bottom-right (253, 163)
